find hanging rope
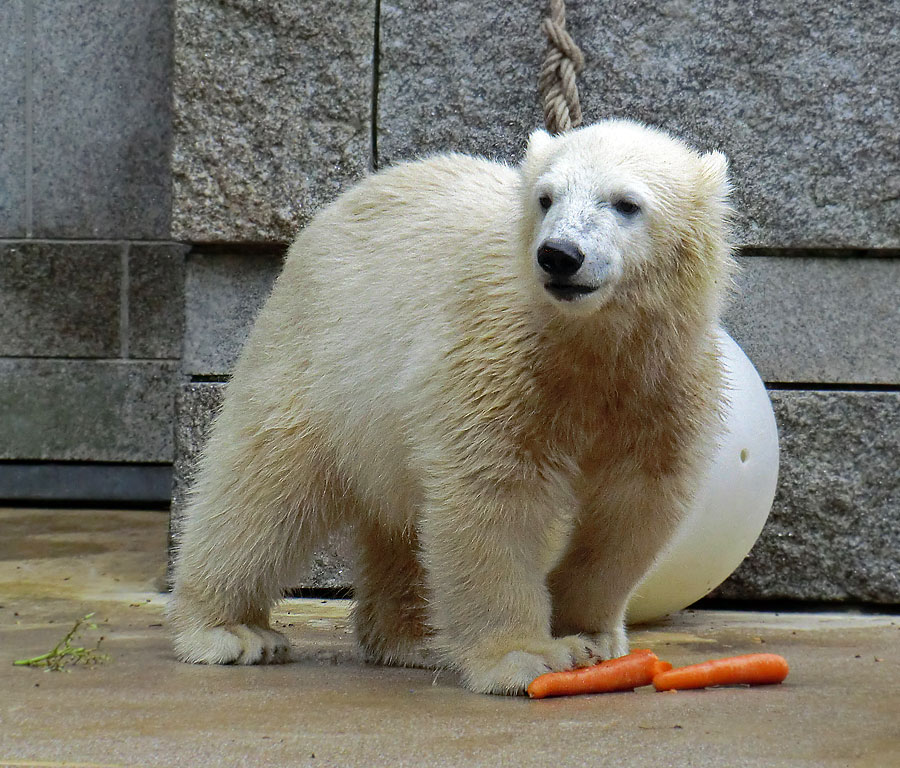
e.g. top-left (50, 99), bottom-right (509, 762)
top-left (538, 0), bottom-right (585, 135)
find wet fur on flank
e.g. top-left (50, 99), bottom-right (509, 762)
top-left (169, 119), bottom-right (734, 694)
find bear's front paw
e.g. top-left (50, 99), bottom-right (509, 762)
top-left (458, 634), bottom-right (605, 695)
top-left (173, 624), bottom-right (292, 665)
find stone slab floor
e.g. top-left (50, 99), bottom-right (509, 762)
top-left (1, 507), bottom-right (898, 768)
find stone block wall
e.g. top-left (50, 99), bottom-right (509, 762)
top-left (0, 2), bottom-right (183, 502)
top-left (2, 1), bottom-right (897, 605)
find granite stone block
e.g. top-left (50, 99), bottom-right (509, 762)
top-left (0, 359), bottom-right (178, 463)
top-left (31, 1), bottom-right (173, 238)
top-left (182, 251), bottom-right (283, 375)
top-left (169, 382), bottom-right (351, 590)
top-left (379, 0), bottom-right (900, 248)
top-left (128, 244), bottom-right (188, 359)
top-left (378, 1), bottom-right (544, 168)
top-left (0, 0), bottom-right (27, 236)
top-left (169, 381), bottom-right (223, 520)
top-left (715, 391), bottom-right (900, 604)
top-left (723, 255), bottom-right (900, 385)
top-left (0, 241), bottom-right (122, 358)
top-left (172, 0), bottom-right (375, 242)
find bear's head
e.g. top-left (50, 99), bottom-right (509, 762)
top-left (520, 119), bottom-right (733, 322)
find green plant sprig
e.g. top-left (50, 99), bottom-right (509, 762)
top-left (13, 612), bottom-right (110, 671)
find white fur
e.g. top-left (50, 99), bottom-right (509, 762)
top-left (169, 119), bottom-right (734, 695)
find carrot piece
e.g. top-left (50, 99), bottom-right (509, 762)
top-left (652, 653), bottom-right (789, 691)
top-left (653, 659), bottom-right (673, 676)
top-left (527, 649), bottom-right (662, 699)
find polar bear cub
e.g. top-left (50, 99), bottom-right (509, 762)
top-left (169, 119), bottom-right (734, 695)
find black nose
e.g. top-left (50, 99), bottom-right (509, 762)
top-left (537, 239), bottom-right (585, 278)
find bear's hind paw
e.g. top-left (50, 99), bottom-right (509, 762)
top-left (173, 625), bottom-right (292, 665)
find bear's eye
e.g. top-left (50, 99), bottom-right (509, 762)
top-left (613, 199), bottom-right (640, 216)
top-left (538, 194), bottom-right (553, 212)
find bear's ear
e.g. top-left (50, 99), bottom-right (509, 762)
top-left (527, 128), bottom-right (554, 159)
top-left (698, 150), bottom-right (732, 202)
top-left (524, 128), bottom-right (555, 169)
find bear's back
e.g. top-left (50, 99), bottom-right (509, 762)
top-left (234, 154), bottom-right (528, 515)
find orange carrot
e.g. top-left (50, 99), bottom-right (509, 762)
top-left (527, 649), bottom-right (662, 699)
top-left (652, 653), bottom-right (789, 691)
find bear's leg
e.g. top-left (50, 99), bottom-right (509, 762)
top-left (169, 424), bottom-right (336, 665)
top-left (548, 475), bottom-right (687, 653)
top-left (420, 475), bottom-right (608, 695)
top-left (351, 522), bottom-right (435, 668)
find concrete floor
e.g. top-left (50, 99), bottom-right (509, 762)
top-left (1, 507), bottom-right (898, 768)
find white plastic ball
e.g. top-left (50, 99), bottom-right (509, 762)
top-left (625, 327), bottom-right (780, 625)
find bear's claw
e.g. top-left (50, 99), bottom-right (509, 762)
top-left (459, 634), bottom-right (612, 695)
